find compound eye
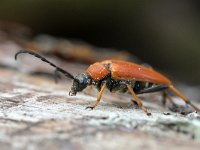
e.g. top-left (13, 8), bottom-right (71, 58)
top-left (79, 78), bottom-right (84, 84)
top-left (75, 75), bottom-right (83, 83)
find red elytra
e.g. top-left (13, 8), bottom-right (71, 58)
top-left (87, 60), bottom-right (172, 85)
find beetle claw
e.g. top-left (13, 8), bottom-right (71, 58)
top-left (127, 99), bottom-right (139, 108)
top-left (147, 112), bottom-right (152, 116)
top-left (85, 106), bottom-right (95, 110)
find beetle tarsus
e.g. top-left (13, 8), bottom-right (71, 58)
top-left (85, 106), bottom-right (95, 110)
top-left (127, 99), bottom-right (139, 108)
top-left (142, 106), bottom-right (151, 116)
top-left (146, 112), bottom-right (152, 116)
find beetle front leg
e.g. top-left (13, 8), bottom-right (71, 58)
top-left (86, 82), bottom-right (106, 110)
top-left (127, 84), bottom-right (151, 116)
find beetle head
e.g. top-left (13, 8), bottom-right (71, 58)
top-left (69, 73), bottom-right (91, 96)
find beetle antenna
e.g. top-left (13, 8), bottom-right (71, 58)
top-left (15, 50), bottom-right (75, 79)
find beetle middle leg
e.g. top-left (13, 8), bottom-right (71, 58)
top-left (127, 84), bottom-right (151, 115)
top-left (86, 82), bottom-right (106, 110)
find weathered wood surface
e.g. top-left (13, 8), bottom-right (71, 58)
top-left (0, 67), bottom-right (200, 150)
top-left (0, 30), bottom-right (200, 150)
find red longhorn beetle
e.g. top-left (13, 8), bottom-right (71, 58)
top-left (15, 50), bottom-right (200, 115)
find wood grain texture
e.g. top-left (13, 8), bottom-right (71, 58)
top-left (0, 68), bottom-right (200, 150)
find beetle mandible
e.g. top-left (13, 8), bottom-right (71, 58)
top-left (15, 50), bottom-right (200, 115)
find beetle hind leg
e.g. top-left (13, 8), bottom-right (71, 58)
top-left (162, 91), bottom-right (177, 106)
top-left (169, 85), bottom-right (200, 112)
top-left (162, 91), bottom-right (185, 112)
top-left (127, 84), bottom-right (151, 116)
top-left (86, 82), bottom-right (106, 110)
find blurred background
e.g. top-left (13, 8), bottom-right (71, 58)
top-left (0, 0), bottom-right (200, 84)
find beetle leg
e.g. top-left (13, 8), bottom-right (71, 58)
top-left (136, 84), bottom-right (168, 94)
top-left (162, 91), bottom-right (176, 106)
top-left (86, 82), bottom-right (106, 110)
top-left (127, 99), bottom-right (139, 108)
top-left (127, 84), bottom-right (151, 115)
top-left (169, 85), bottom-right (200, 112)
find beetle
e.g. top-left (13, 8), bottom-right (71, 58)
top-left (15, 50), bottom-right (200, 115)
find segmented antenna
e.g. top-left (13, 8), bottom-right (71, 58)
top-left (15, 50), bottom-right (75, 79)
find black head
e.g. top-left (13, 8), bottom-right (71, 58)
top-left (69, 73), bottom-right (92, 96)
